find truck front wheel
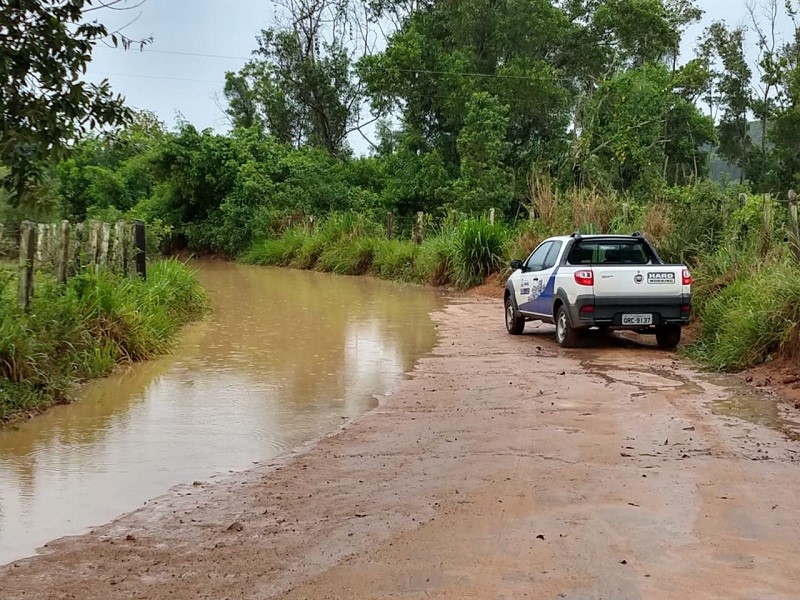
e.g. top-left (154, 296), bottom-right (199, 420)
top-left (505, 295), bottom-right (525, 335)
top-left (656, 325), bottom-right (681, 350)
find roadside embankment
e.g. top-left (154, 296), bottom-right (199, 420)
top-left (2, 298), bottom-right (799, 599)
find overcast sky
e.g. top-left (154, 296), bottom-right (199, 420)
top-left (85, 0), bottom-right (790, 152)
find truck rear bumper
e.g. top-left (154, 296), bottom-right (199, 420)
top-left (571, 294), bottom-right (691, 328)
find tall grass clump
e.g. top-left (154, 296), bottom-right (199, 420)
top-left (688, 260), bottom-right (800, 370)
top-left (449, 218), bottom-right (509, 288)
top-left (0, 260), bottom-right (207, 422)
top-left (414, 228), bottom-right (457, 286)
top-left (242, 228), bottom-right (306, 267)
top-left (372, 239), bottom-right (418, 282)
top-left (317, 237), bottom-right (377, 275)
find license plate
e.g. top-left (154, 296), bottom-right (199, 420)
top-left (622, 314), bottom-right (653, 326)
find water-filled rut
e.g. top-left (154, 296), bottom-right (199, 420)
top-left (0, 260), bottom-right (441, 564)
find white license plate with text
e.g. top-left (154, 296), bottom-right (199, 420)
top-left (622, 314), bottom-right (653, 326)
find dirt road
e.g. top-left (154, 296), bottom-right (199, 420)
top-left (3, 298), bottom-right (800, 599)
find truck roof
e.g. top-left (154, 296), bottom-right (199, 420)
top-left (547, 234), bottom-right (644, 243)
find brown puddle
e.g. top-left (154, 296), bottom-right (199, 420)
top-left (0, 260), bottom-right (442, 564)
top-left (578, 338), bottom-right (800, 442)
top-left (707, 378), bottom-right (800, 442)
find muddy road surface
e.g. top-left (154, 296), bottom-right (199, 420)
top-left (2, 298), bottom-right (799, 599)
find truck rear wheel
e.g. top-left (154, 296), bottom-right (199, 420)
top-left (505, 295), bottom-right (525, 335)
top-left (656, 325), bottom-right (681, 350)
top-left (555, 305), bottom-right (582, 348)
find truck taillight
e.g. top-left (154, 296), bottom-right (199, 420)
top-left (574, 270), bottom-right (594, 286)
top-left (682, 269), bottom-right (692, 286)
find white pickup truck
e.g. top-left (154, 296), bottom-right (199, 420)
top-left (504, 233), bottom-right (692, 349)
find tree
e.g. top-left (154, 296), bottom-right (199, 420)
top-left (225, 0), bottom-right (371, 156)
top-left (768, 0), bottom-right (800, 187)
top-left (452, 92), bottom-right (513, 214)
top-left (574, 63), bottom-right (715, 191)
top-left (745, 0), bottom-right (782, 189)
top-left (700, 22), bottom-right (753, 182)
top-left (359, 0), bottom-right (575, 172)
top-left (0, 0), bottom-right (150, 200)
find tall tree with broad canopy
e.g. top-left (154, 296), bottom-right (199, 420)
top-left (224, 0), bottom-right (374, 156)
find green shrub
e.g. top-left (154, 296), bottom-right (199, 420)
top-left (242, 228), bottom-right (306, 267)
top-left (291, 232), bottom-right (327, 269)
top-left (688, 260), bottom-right (800, 370)
top-left (414, 232), bottom-right (456, 286)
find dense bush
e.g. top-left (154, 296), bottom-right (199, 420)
top-left (688, 260), bottom-right (800, 370)
top-left (0, 260), bottom-right (207, 421)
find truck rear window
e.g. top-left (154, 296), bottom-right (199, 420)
top-left (567, 241), bottom-right (651, 265)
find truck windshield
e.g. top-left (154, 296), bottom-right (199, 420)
top-left (567, 241), bottom-right (652, 265)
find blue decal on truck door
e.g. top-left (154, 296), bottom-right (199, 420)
top-left (534, 268), bottom-right (559, 315)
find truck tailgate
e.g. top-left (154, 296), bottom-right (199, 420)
top-left (592, 265), bottom-right (685, 298)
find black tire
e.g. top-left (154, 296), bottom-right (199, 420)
top-left (656, 325), bottom-right (681, 350)
top-left (505, 295), bottom-right (525, 335)
top-left (555, 305), bottom-right (582, 348)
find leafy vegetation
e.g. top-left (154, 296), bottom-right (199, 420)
top-left (688, 261), bottom-right (800, 370)
top-left (0, 260), bottom-right (207, 422)
top-left (4, 0), bottom-right (800, 376)
top-left (0, 0), bottom-right (151, 198)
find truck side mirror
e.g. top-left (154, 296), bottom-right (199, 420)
top-left (510, 259), bottom-right (524, 271)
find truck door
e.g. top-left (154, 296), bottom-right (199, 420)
top-left (516, 241), bottom-right (552, 314)
top-left (533, 241), bottom-right (563, 315)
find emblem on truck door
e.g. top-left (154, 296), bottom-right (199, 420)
top-left (634, 273), bottom-right (644, 284)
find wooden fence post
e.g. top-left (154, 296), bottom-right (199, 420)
top-left (788, 190), bottom-right (800, 261)
top-left (622, 202), bottom-right (630, 223)
top-left (761, 193), bottom-right (773, 258)
top-left (386, 211), bottom-right (393, 240)
top-left (133, 220), bottom-right (146, 280)
top-left (88, 221), bottom-right (100, 270)
top-left (113, 220), bottom-right (126, 274)
top-left (57, 220), bottom-right (70, 284)
top-left (99, 222), bottom-right (111, 269)
top-left (0, 223), bottom-right (4, 247)
top-left (36, 223), bottom-right (46, 264)
top-left (48, 223), bottom-right (58, 266)
top-left (72, 222), bottom-right (84, 274)
top-left (488, 208), bottom-right (495, 225)
top-left (18, 221), bottom-right (36, 309)
top-left (413, 211), bottom-right (425, 244)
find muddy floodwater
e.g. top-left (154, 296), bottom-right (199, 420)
top-left (0, 260), bottom-right (442, 564)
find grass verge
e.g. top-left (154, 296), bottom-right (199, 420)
top-left (0, 260), bottom-right (208, 422)
top-left (687, 260), bottom-right (800, 371)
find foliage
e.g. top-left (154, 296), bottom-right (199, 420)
top-left (243, 213), bottom-right (505, 289)
top-left (451, 93), bottom-right (514, 214)
top-left (0, 260), bottom-right (207, 421)
top-left (449, 217), bottom-right (508, 288)
top-left (688, 260), bottom-right (800, 370)
top-left (223, 0), bottom-right (366, 155)
top-left (700, 22), bottom-right (752, 181)
top-left (0, 0), bottom-right (150, 199)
